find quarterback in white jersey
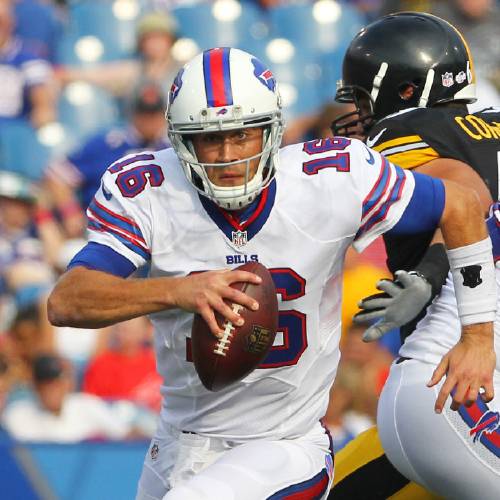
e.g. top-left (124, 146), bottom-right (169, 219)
top-left (377, 206), bottom-right (500, 499)
top-left (48, 48), bottom-right (495, 500)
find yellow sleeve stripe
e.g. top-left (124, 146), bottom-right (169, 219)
top-left (373, 135), bottom-right (423, 153)
top-left (385, 148), bottom-right (440, 169)
top-left (333, 426), bottom-right (384, 485)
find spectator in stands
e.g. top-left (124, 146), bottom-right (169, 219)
top-left (13, 0), bottom-right (63, 62)
top-left (45, 80), bottom-right (170, 237)
top-left (83, 317), bottom-right (162, 413)
top-left (0, 170), bottom-right (63, 282)
top-left (1, 353), bottom-right (140, 442)
top-left (56, 10), bottom-right (180, 99)
top-left (0, 0), bottom-right (56, 128)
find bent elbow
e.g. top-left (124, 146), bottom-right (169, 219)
top-left (47, 289), bottom-right (73, 327)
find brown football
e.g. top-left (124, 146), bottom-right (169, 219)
top-left (191, 262), bottom-right (278, 392)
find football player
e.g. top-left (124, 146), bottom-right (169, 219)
top-left (48, 47), bottom-right (495, 500)
top-left (329, 12), bottom-right (500, 499)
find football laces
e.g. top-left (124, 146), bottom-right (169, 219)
top-left (213, 304), bottom-right (242, 357)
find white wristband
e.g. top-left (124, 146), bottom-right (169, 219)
top-left (447, 237), bottom-right (496, 326)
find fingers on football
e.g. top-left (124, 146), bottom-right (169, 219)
top-left (211, 297), bottom-right (245, 328)
top-left (228, 270), bottom-right (262, 286)
top-left (224, 286), bottom-right (259, 312)
top-left (200, 307), bottom-right (225, 339)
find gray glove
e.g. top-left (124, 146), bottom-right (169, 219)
top-left (353, 270), bottom-right (432, 342)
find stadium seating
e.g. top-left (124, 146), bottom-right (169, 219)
top-left (0, 120), bottom-right (50, 181)
top-left (57, 0), bottom-right (145, 64)
top-left (261, 43), bottom-right (324, 119)
top-left (267, 0), bottom-right (364, 55)
top-left (172, 0), bottom-right (269, 59)
top-left (57, 83), bottom-right (120, 147)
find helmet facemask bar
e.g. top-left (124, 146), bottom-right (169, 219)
top-left (332, 84), bottom-right (375, 138)
top-left (168, 113), bottom-right (284, 210)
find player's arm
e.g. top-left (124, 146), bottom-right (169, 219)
top-left (394, 174), bottom-right (496, 413)
top-left (415, 157), bottom-right (492, 212)
top-left (421, 178), bottom-right (496, 412)
top-left (357, 159), bottom-right (493, 341)
top-left (355, 152), bottom-right (496, 413)
top-left (47, 251), bottom-right (261, 336)
top-left (29, 83), bottom-right (57, 129)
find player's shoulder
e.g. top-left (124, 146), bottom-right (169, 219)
top-left (278, 136), bottom-right (366, 167)
top-left (106, 147), bottom-right (177, 174)
top-left (367, 108), bottom-right (461, 169)
top-left (473, 106), bottom-right (500, 120)
top-left (369, 108), bottom-right (443, 146)
top-left (100, 147), bottom-right (180, 202)
top-left (276, 137), bottom-right (379, 197)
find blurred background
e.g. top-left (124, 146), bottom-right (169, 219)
top-left (0, 0), bottom-right (498, 498)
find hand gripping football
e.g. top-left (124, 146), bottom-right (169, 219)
top-left (191, 262), bottom-right (278, 391)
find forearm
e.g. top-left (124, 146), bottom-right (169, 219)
top-left (48, 267), bottom-right (177, 328)
top-left (439, 180), bottom-right (496, 327)
top-left (439, 180), bottom-right (488, 248)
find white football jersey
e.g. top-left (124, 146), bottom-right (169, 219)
top-left (86, 137), bottom-right (415, 441)
top-left (400, 265), bottom-right (500, 372)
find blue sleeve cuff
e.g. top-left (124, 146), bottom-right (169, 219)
top-left (388, 172), bottom-right (445, 235)
top-left (67, 242), bottom-right (137, 278)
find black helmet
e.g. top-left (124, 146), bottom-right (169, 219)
top-left (332, 12), bottom-right (476, 136)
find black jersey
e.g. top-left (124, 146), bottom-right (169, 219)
top-left (367, 105), bottom-right (500, 273)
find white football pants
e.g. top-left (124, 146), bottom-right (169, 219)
top-left (378, 359), bottom-right (500, 499)
top-left (136, 420), bottom-right (334, 500)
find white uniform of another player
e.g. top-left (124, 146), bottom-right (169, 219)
top-left (70, 48), bottom-right (445, 500)
top-left (377, 210), bottom-right (500, 499)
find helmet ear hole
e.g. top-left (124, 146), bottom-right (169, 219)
top-left (398, 82), bottom-right (417, 101)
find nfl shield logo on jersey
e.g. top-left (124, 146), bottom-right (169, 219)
top-left (232, 230), bottom-right (247, 247)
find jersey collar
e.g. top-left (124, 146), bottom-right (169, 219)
top-left (198, 179), bottom-right (276, 246)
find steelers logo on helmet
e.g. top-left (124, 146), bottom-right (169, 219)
top-left (332, 12), bottom-right (477, 138)
top-left (166, 47), bottom-right (284, 210)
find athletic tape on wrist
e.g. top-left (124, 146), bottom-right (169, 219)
top-left (447, 237), bottom-right (496, 326)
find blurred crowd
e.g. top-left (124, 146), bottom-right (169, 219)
top-left (0, 0), bottom-right (499, 451)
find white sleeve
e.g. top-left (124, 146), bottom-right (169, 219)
top-left (350, 139), bottom-right (416, 252)
top-left (22, 58), bottom-right (52, 86)
top-left (86, 154), bottom-right (154, 269)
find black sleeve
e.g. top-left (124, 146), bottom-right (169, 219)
top-left (413, 242), bottom-right (450, 298)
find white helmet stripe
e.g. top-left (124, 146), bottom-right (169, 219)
top-left (418, 68), bottom-right (435, 107)
top-left (371, 62), bottom-right (388, 103)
